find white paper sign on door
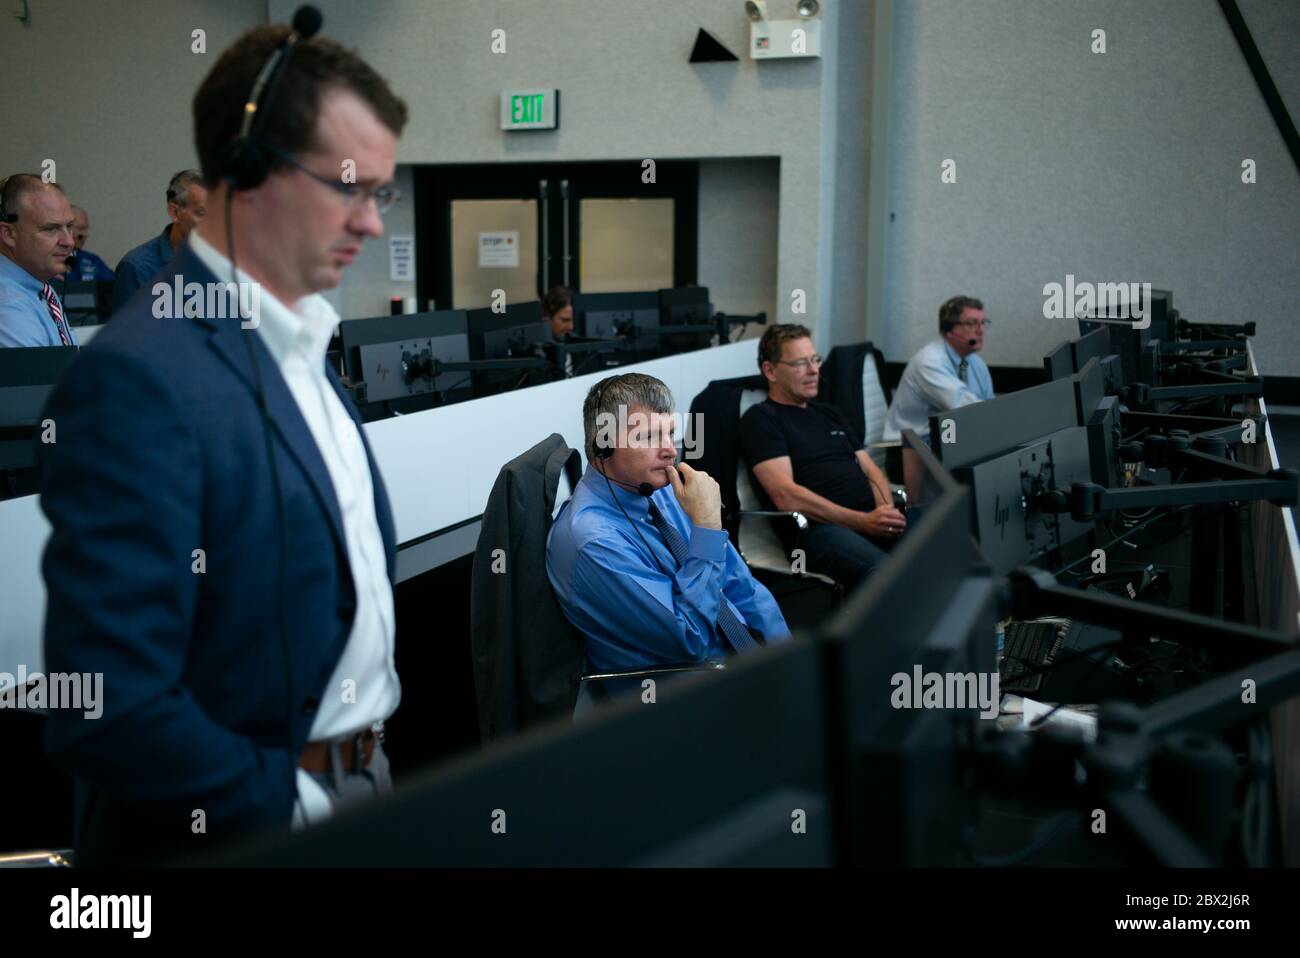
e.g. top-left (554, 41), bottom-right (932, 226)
top-left (388, 235), bottom-right (414, 281)
top-left (478, 230), bottom-right (520, 268)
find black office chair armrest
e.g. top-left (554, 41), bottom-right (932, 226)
top-left (578, 661), bottom-right (725, 685)
top-left (733, 508), bottom-right (809, 530)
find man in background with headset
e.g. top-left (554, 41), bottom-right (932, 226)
top-left (40, 12), bottom-right (408, 864)
top-left (110, 169), bottom-right (208, 312)
top-left (0, 175), bottom-right (79, 348)
top-left (547, 373), bottom-right (789, 680)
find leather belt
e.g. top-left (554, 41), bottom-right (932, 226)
top-left (298, 726), bottom-right (381, 775)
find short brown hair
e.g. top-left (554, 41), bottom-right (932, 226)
top-left (757, 323), bottom-right (812, 370)
top-left (543, 285), bottom-right (574, 319)
top-left (192, 25), bottom-right (408, 187)
top-left (939, 295), bottom-right (984, 333)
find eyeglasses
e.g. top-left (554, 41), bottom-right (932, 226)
top-left (777, 355), bottom-right (822, 371)
top-left (264, 144), bottom-right (401, 214)
top-left (955, 318), bottom-right (992, 329)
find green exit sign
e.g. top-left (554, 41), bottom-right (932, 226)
top-left (500, 89), bottom-right (559, 131)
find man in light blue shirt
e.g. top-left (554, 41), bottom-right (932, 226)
top-left (547, 373), bottom-right (789, 677)
top-left (0, 174), bottom-right (79, 348)
top-left (884, 295), bottom-right (994, 443)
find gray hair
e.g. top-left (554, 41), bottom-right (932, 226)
top-left (166, 169), bottom-right (204, 208)
top-left (583, 373), bottom-right (674, 461)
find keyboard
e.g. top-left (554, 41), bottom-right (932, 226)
top-left (999, 620), bottom-right (1070, 694)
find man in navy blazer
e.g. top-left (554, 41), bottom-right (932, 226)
top-left (39, 22), bottom-right (409, 864)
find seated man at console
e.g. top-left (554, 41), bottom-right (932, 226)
top-left (740, 324), bottom-right (906, 591)
top-left (884, 295), bottom-right (994, 497)
top-left (884, 294), bottom-right (994, 441)
top-left (547, 373), bottom-right (789, 676)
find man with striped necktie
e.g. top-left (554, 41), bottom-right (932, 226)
top-left (547, 373), bottom-right (789, 682)
top-left (0, 174), bottom-right (80, 348)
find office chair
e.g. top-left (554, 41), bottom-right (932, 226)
top-left (687, 376), bottom-right (843, 616)
top-left (818, 342), bottom-right (901, 483)
top-left (470, 433), bottom-right (721, 742)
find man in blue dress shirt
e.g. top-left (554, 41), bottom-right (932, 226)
top-left (0, 174), bottom-right (79, 348)
top-left (111, 169), bottom-right (207, 311)
top-left (68, 207), bottom-right (115, 281)
top-left (547, 373), bottom-right (789, 678)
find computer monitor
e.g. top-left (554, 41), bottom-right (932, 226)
top-left (58, 278), bottom-right (113, 325)
top-left (820, 430), bottom-right (998, 865)
top-left (1148, 288), bottom-right (1174, 343)
top-left (1079, 305), bottom-right (1154, 390)
top-left (574, 290), bottom-right (658, 341)
top-left (929, 376), bottom-right (1078, 470)
top-left (929, 375), bottom-right (1100, 573)
top-left (1071, 325), bottom-right (1111, 372)
top-left (467, 301), bottom-right (553, 395)
top-left (964, 427), bottom-right (1096, 575)
top-left (213, 636), bottom-right (835, 866)
top-left (1, 346), bottom-right (78, 473)
top-left (658, 286), bottom-right (714, 351)
top-left (338, 310), bottom-right (472, 410)
top-left (1043, 340), bottom-right (1074, 381)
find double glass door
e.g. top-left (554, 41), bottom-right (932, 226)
top-left (415, 161), bottom-right (698, 311)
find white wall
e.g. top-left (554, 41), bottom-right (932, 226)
top-left (4, 1), bottom-right (850, 337)
top-left (0, 0), bottom-right (267, 266)
top-left (880, 0), bottom-right (1300, 374)
top-left (698, 158), bottom-right (780, 322)
top-left (318, 164), bottom-right (416, 319)
top-left (272, 0), bottom-right (842, 336)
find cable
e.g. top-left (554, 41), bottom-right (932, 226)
top-left (1054, 506), bottom-right (1190, 578)
top-left (596, 461), bottom-right (671, 578)
top-left (1022, 641), bottom-right (1125, 728)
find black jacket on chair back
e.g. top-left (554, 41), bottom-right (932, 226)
top-left (470, 433), bottom-right (586, 742)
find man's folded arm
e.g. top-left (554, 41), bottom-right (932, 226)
top-left (40, 348), bottom-right (296, 831)
top-left (570, 530), bottom-right (731, 663)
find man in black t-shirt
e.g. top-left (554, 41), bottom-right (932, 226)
top-left (739, 324), bottom-right (907, 590)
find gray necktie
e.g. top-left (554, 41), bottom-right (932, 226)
top-left (958, 359), bottom-right (969, 383)
top-left (646, 501), bottom-right (759, 654)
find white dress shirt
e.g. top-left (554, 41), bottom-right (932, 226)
top-left (190, 234), bottom-right (400, 824)
top-left (884, 338), bottom-right (994, 441)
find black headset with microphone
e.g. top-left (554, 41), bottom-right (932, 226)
top-left (222, 6), bottom-right (323, 191)
top-left (590, 377), bottom-right (672, 576)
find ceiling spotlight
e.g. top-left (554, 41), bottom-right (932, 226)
top-left (797, 0), bottom-right (820, 18)
top-left (745, 1), bottom-right (769, 22)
